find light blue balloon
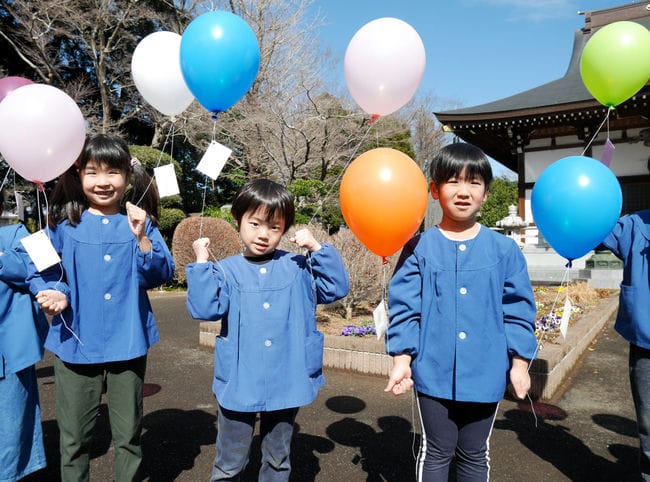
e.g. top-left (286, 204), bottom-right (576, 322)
top-left (180, 11), bottom-right (260, 114)
top-left (531, 155), bottom-right (622, 261)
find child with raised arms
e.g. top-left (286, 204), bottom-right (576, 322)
top-left (30, 133), bottom-right (175, 481)
top-left (186, 178), bottom-right (349, 481)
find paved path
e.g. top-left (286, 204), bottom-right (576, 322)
top-left (24, 293), bottom-right (639, 481)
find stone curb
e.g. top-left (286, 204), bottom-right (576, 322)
top-left (197, 295), bottom-right (619, 401)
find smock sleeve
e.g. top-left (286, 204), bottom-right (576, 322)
top-left (503, 245), bottom-right (538, 361)
top-left (386, 239), bottom-right (421, 358)
top-left (26, 225), bottom-right (70, 300)
top-left (309, 243), bottom-right (349, 304)
top-left (186, 261), bottom-right (231, 321)
top-left (136, 221), bottom-right (175, 289)
top-left (600, 215), bottom-right (628, 260)
top-left (0, 224), bottom-right (34, 288)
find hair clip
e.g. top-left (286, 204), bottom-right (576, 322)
top-left (131, 157), bottom-right (141, 167)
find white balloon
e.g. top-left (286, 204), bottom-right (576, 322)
top-left (131, 31), bottom-right (195, 117)
top-left (344, 18), bottom-right (426, 117)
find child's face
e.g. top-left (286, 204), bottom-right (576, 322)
top-left (430, 168), bottom-right (488, 227)
top-left (237, 206), bottom-right (286, 258)
top-left (79, 160), bottom-right (128, 215)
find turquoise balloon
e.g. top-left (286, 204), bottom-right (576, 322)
top-left (531, 156), bottom-right (622, 261)
top-left (580, 21), bottom-right (650, 107)
top-left (180, 11), bottom-right (260, 114)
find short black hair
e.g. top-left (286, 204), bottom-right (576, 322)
top-left (231, 179), bottom-right (295, 232)
top-left (429, 143), bottom-right (493, 188)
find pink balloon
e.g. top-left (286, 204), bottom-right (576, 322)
top-left (344, 18), bottom-right (426, 117)
top-left (0, 84), bottom-right (86, 183)
top-left (0, 76), bottom-right (33, 104)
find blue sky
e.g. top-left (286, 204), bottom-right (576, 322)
top-left (310, 0), bottom-right (631, 177)
top-left (312, 0), bottom-right (629, 108)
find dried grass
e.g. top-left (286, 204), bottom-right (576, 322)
top-left (318, 281), bottom-right (614, 338)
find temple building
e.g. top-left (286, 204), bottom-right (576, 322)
top-left (434, 2), bottom-right (650, 237)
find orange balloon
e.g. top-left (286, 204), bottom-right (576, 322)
top-left (339, 147), bottom-right (428, 257)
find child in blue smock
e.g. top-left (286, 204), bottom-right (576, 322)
top-left (29, 134), bottom-right (175, 482)
top-left (0, 214), bottom-right (49, 482)
top-left (600, 208), bottom-right (650, 480)
top-left (186, 179), bottom-right (349, 481)
top-left (385, 143), bottom-right (537, 481)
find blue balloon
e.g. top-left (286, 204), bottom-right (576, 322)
top-left (531, 155), bottom-right (622, 261)
top-left (180, 11), bottom-right (260, 114)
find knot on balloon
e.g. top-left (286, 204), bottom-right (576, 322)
top-left (34, 181), bottom-right (45, 192)
top-left (369, 114), bottom-right (380, 124)
top-left (565, 260), bottom-right (573, 269)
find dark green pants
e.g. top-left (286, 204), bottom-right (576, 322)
top-left (55, 355), bottom-right (147, 482)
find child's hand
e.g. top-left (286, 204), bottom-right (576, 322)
top-left (126, 202), bottom-right (147, 238)
top-left (35, 289), bottom-right (68, 316)
top-left (384, 354), bottom-right (413, 396)
top-left (193, 238), bottom-right (210, 263)
top-left (126, 202), bottom-right (152, 252)
top-left (509, 356), bottom-right (531, 400)
top-left (290, 228), bottom-right (321, 253)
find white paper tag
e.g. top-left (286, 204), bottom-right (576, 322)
top-left (373, 299), bottom-right (389, 340)
top-left (15, 192), bottom-right (24, 221)
top-left (154, 163), bottom-right (180, 198)
top-left (559, 292), bottom-right (572, 339)
top-left (20, 230), bottom-right (61, 272)
top-left (195, 141), bottom-right (232, 180)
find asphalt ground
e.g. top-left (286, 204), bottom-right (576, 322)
top-left (23, 292), bottom-right (640, 481)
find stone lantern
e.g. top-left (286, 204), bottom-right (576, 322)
top-left (496, 205), bottom-right (528, 245)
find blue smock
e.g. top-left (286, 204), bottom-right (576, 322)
top-left (387, 226), bottom-right (537, 403)
top-left (0, 224), bottom-right (48, 377)
top-left (601, 209), bottom-right (650, 349)
top-left (186, 244), bottom-right (349, 412)
top-left (0, 224), bottom-right (48, 482)
top-left (29, 211), bottom-right (174, 364)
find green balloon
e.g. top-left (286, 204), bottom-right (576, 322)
top-left (580, 21), bottom-right (650, 107)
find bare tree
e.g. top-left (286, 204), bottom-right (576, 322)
top-left (0, 0), bottom-right (174, 133)
top-left (330, 228), bottom-right (386, 320)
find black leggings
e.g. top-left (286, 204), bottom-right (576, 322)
top-left (416, 393), bottom-right (498, 482)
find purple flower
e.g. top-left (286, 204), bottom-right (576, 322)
top-left (340, 323), bottom-right (377, 337)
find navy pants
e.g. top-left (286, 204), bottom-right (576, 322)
top-left (211, 404), bottom-right (299, 481)
top-left (416, 393), bottom-right (498, 482)
top-left (630, 343), bottom-right (650, 481)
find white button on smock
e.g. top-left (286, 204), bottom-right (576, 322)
top-left (104, 293), bottom-right (112, 300)
top-left (458, 331), bottom-right (467, 340)
top-left (263, 302), bottom-right (270, 309)
top-left (459, 244), bottom-right (467, 251)
top-left (264, 340), bottom-right (272, 347)
top-left (104, 254), bottom-right (111, 262)
top-left (102, 218), bottom-right (109, 225)
top-left (459, 287), bottom-right (467, 295)
top-left (260, 267), bottom-right (267, 274)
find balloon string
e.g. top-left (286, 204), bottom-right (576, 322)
top-left (198, 119), bottom-right (221, 239)
top-left (533, 266), bottom-right (571, 353)
top-left (581, 107), bottom-right (614, 156)
top-left (306, 119), bottom-right (378, 226)
top-left (134, 121), bottom-right (176, 207)
top-left (382, 261), bottom-right (390, 353)
top-left (0, 164), bottom-right (13, 194)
